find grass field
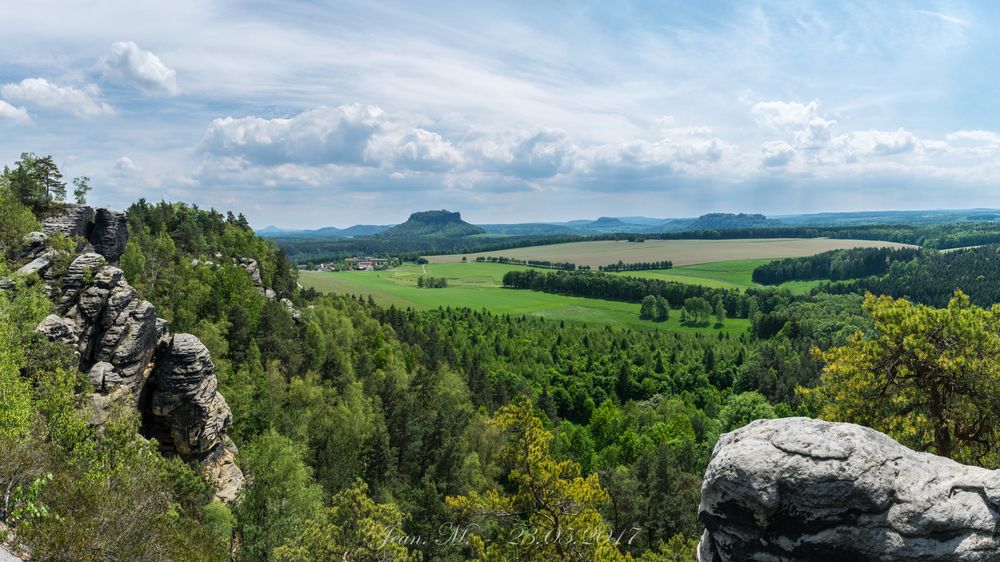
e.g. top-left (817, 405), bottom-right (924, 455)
top-left (426, 238), bottom-right (916, 269)
top-left (300, 262), bottom-right (750, 333)
top-left (610, 259), bottom-right (822, 293)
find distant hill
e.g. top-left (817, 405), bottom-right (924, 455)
top-left (378, 210), bottom-right (485, 239)
top-left (258, 224), bottom-right (392, 239)
top-left (480, 223), bottom-right (582, 236)
top-left (685, 213), bottom-right (771, 231)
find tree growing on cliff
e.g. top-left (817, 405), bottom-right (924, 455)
top-left (806, 291), bottom-right (1000, 466)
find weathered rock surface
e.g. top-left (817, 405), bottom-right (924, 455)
top-left (698, 417), bottom-right (1000, 562)
top-left (40, 205), bottom-right (128, 263)
top-left (28, 207), bottom-right (243, 502)
top-left (149, 334), bottom-right (232, 457)
top-left (42, 204), bottom-right (95, 239)
top-left (90, 208), bottom-right (129, 262)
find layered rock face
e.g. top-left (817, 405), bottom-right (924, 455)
top-left (17, 207), bottom-right (244, 502)
top-left (41, 204), bottom-right (128, 262)
top-left (698, 417), bottom-right (1000, 562)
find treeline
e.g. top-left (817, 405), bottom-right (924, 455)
top-left (474, 255), bottom-right (580, 270)
top-left (752, 247), bottom-right (921, 285)
top-left (277, 219), bottom-right (1000, 264)
top-left (600, 260), bottom-right (673, 272)
top-left (416, 275), bottom-right (447, 288)
top-left (502, 269), bottom-right (796, 319)
top-left (819, 245), bottom-right (1000, 308)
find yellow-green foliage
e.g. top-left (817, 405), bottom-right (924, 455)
top-left (447, 397), bottom-right (631, 561)
top-left (0, 178), bottom-right (40, 258)
top-left (805, 290), bottom-right (1000, 466)
top-left (274, 479), bottom-right (419, 562)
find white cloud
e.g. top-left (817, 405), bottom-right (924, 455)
top-left (1, 78), bottom-right (113, 118)
top-left (101, 41), bottom-right (179, 95)
top-left (834, 128), bottom-right (919, 160)
top-left (113, 156), bottom-right (142, 173)
top-left (946, 130), bottom-right (1000, 145)
top-left (760, 140), bottom-right (795, 167)
top-left (201, 104), bottom-right (385, 166)
top-left (0, 100), bottom-right (30, 123)
top-left (580, 137), bottom-right (729, 181)
top-left (387, 128), bottom-right (463, 172)
top-left (752, 100), bottom-right (822, 129)
top-left (466, 128), bottom-right (576, 179)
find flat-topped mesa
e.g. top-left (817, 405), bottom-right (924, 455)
top-left (698, 417), bottom-right (1000, 562)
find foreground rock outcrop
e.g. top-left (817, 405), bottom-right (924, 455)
top-left (698, 417), bottom-right (1000, 562)
top-left (14, 207), bottom-right (244, 502)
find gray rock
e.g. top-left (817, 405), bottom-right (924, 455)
top-left (90, 208), bottom-right (128, 262)
top-left (0, 544), bottom-right (24, 562)
top-left (37, 314), bottom-right (81, 344)
top-left (16, 231), bottom-right (48, 259)
top-left (15, 250), bottom-right (55, 277)
top-left (150, 334), bottom-right (233, 456)
top-left (32, 217), bottom-right (244, 502)
top-left (42, 204), bottom-right (95, 238)
top-left (0, 277), bottom-right (13, 291)
top-left (698, 417), bottom-right (1000, 562)
top-left (238, 257), bottom-right (263, 287)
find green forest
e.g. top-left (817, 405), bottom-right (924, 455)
top-left (3, 155), bottom-right (1000, 561)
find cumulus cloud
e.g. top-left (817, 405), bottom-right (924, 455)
top-left (101, 41), bottom-right (179, 95)
top-left (752, 100), bottom-right (822, 129)
top-left (752, 99), bottom-right (836, 148)
top-left (113, 156), bottom-right (143, 174)
top-left (466, 128), bottom-right (576, 179)
top-left (760, 140), bottom-right (795, 167)
top-left (0, 100), bottom-right (30, 123)
top-left (834, 128), bottom-right (919, 160)
top-left (580, 137), bottom-right (728, 181)
top-left (201, 104), bottom-right (385, 166)
top-left (387, 128), bottom-right (463, 172)
top-left (1, 78), bottom-right (113, 118)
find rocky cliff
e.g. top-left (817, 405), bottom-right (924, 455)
top-left (698, 417), bottom-right (1000, 562)
top-left (13, 206), bottom-right (243, 502)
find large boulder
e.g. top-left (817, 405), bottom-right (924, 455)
top-left (698, 417), bottom-right (1000, 562)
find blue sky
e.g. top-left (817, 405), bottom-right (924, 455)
top-left (2, 0), bottom-right (999, 227)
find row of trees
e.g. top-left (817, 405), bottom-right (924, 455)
top-left (751, 247), bottom-right (921, 285)
top-left (474, 255), bottom-right (579, 270)
top-left (600, 260), bottom-right (673, 272)
top-left (501, 268), bottom-right (789, 319)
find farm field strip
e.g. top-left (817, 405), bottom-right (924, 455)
top-left (426, 237), bottom-right (916, 269)
top-left (299, 262), bottom-right (750, 333)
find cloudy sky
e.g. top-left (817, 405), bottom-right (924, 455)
top-left (2, 1), bottom-right (999, 227)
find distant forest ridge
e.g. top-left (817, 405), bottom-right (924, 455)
top-left (274, 216), bottom-right (1000, 264)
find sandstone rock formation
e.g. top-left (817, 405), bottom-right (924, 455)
top-left (698, 417), bottom-right (1000, 562)
top-left (41, 204), bottom-right (128, 262)
top-left (19, 207), bottom-right (244, 502)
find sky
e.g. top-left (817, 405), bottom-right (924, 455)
top-left (2, 0), bottom-right (999, 228)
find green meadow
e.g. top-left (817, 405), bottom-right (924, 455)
top-left (297, 259), bottom-right (817, 332)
